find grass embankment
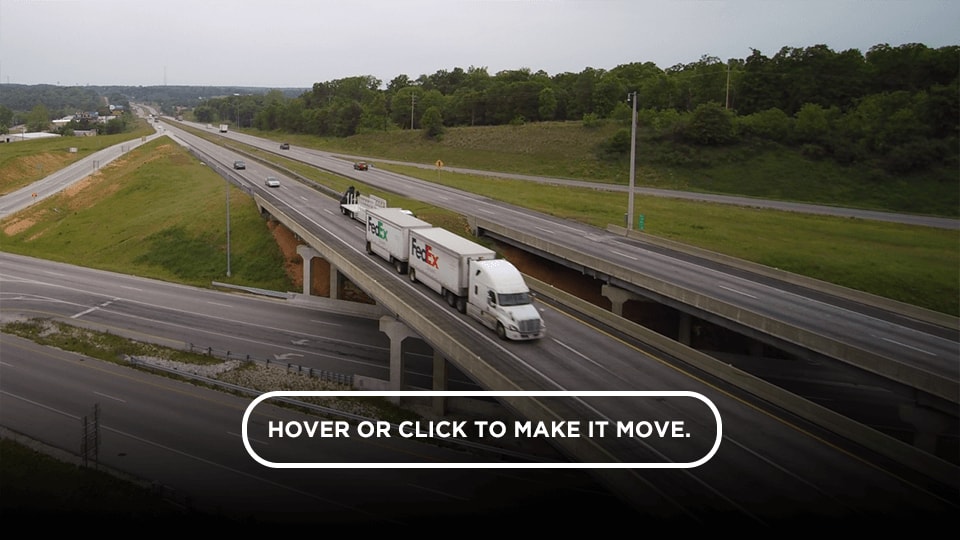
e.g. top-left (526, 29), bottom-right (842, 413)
top-left (0, 121), bottom-right (155, 196)
top-left (262, 121), bottom-right (959, 217)
top-left (0, 136), bottom-right (294, 291)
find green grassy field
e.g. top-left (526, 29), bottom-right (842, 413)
top-left (257, 120), bottom-right (959, 217)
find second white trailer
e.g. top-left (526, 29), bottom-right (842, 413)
top-left (408, 227), bottom-right (496, 311)
top-left (365, 207), bottom-right (433, 273)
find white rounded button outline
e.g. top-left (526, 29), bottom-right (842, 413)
top-left (242, 390), bottom-right (722, 468)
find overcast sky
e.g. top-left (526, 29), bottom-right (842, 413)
top-left (1, 0), bottom-right (957, 88)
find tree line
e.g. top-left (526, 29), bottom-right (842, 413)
top-left (191, 42), bottom-right (958, 174)
top-left (0, 84), bottom-right (304, 135)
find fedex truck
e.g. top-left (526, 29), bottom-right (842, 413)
top-left (365, 207), bottom-right (433, 274)
top-left (407, 227), bottom-right (545, 341)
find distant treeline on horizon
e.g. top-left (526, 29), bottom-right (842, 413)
top-left (1, 41), bottom-right (956, 116)
top-left (2, 42), bottom-right (957, 177)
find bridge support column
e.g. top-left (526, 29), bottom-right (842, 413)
top-left (295, 245), bottom-right (321, 296)
top-left (379, 316), bottom-right (417, 403)
top-left (678, 313), bottom-right (692, 346)
top-left (899, 404), bottom-right (953, 454)
top-left (432, 351), bottom-right (448, 416)
top-left (329, 267), bottom-right (341, 300)
top-left (601, 284), bottom-right (641, 317)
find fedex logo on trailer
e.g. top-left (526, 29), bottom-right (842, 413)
top-left (411, 237), bottom-right (439, 268)
top-left (367, 216), bottom-right (387, 240)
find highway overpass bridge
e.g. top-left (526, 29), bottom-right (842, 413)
top-left (253, 193), bottom-right (958, 491)
top-left (477, 217), bottom-right (958, 407)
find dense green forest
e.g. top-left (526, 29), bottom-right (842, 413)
top-left (2, 43), bottom-right (957, 177)
top-left (193, 42), bottom-right (957, 177)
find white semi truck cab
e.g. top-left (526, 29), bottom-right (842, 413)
top-left (466, 259), bottom-right (546, 341)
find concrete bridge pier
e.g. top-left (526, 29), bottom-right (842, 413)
top-left (899, 403), bottom-right (954, 455)
top-left (296, 244), bottom-right (342, 299)
top-left (678, 312), bottom-right (692, 346)
top-left (379, 316), bottom-right (418, 403)
top-left (601, 284), bottom-right (643, 317)
top-left (296, 245), bottom-right (320, 296)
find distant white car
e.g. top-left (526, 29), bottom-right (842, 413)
top-left (264, 176), bottom-right (280, 188)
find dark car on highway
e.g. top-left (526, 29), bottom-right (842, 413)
top-left (280, 143), bottom-right (290, 150)
top-left (233, 160), bottom-right (246, 170)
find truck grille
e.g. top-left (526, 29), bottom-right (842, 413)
top-left (518, 319), bottom-right (541, 334)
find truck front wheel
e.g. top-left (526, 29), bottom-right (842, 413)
top-left (409, 268), bottom-right (417, 283)
top-left (496, 323), bottom-right (507, 340)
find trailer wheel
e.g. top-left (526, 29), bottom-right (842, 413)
top-left (445, 291), bottom-right (456, 308)
top-left (409, 268), bottom-right (417, 283)
top-left (365, 241), bottom-right (372, 254)
top-left (455, 296), bottom-right (466, 313)
top-left (395, 260), bottom-right (405, 274)
top-left (496, 323), bottom-right (507, 340)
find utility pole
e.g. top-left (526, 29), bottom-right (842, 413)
top-left (411, 93), bottom-right (416, 130)
top-left (725, 63), bottom-right (731, 110)
top-left (627, 91), bottom-right (637, 230)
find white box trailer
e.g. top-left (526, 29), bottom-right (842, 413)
top-left (365, 207), bottom-right (433, 274)
top-left (408, 227), bottom-right (495, 307)
top-left (407, 227), bottom-right (545, 340)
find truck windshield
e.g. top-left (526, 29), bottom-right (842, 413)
top-left (498, 292), bottom-right (531, 306)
